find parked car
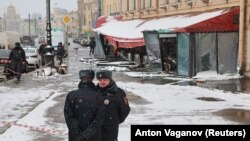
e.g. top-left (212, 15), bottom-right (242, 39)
top-left (73, 36), bottom-right (81, 44)
top-left (80, 36), bottom-right (91, 47)
top-left (0, 49), bottom-right (28, 75)
top-left (38, 36), bottom-right (46, 44)
top-left (23, 47), bottom-right (40, 69)
top-left (21, 36), bottom-right (35, 46)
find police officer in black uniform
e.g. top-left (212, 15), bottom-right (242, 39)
top-left (9, 42), bottom-right (26, 81)
top-left (64, 70), bottom-right (105, 141)
top-left (96, 70), bottom-right (130, 141)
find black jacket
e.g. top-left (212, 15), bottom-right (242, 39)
top-left (64, 82), bottom-right (105, 141)
top-left (9, 46), bottom-right (26, 62)
top-left (97, 80), bottom-right (130, 141)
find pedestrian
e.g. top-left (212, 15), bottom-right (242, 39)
top-left (96, 70), bottom-right (130, 141)
top-left (38, 41), bottom-right (46, 66)
top-left (57, 42), bottom-right (65, 65)
top-left (89, 37), bottom-right (95, 56)
top-left (9, 42), bottom-right (26, 81)
top-left (64, 69), bottom-right (105, 141)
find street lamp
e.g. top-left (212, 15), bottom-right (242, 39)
top-left (46, 0), bottom-right (52, 46)
top-left (44, 0), bottom-right (54, 68)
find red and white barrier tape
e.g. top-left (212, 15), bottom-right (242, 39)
top-left (0, 121), bottom-right (68, 136)
top-left (5, 61), bottom-right (53, 76)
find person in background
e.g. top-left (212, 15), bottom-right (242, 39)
top-left (38, 41), bottom-right (46, 66)
top-left (89, 37), bottom-right (96, 56)
top-left (9, 42), bottom-right (26, 81)
top-left (57, 42), bottom-right (65, 65)
top-left (64, 69), bottom-right (105, 141)
top-left (96, 70), bottom-right (130, 141)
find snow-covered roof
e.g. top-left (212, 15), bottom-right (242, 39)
top-left (94, 8), bottom-right (238, 39)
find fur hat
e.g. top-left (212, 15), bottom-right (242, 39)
top-left (79, 69), bottom-right (95, 80)
top-left (96, 70), bottom-right (112, 80)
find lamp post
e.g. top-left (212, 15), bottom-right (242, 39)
top-left (44, 0), bottom-right (54, 68)
top-left (46, 0), bottom-right (52, 46)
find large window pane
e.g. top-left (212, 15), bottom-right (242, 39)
top-left (129, 0), bottom-right (136, 10)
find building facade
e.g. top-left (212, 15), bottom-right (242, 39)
top-left (99, 0), bottom-right (250, 77)
top-left (48, 8), bottom-right (79, 37)
top-left (101, 0), bottom-right (240, 18)
top-left (2, 4), bottom-right (20, 32)
top-left (78, 0), bottom-right (101, 33)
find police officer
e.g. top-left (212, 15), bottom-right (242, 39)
top-left (96, 70), bottom-right (130, 141)
top-left (64, 70), bottom-right (105, 141)
top-left (9, 42), bottom-right (26, 81)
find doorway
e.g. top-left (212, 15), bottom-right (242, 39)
top-left (159, 35), bottom-right (177, 74)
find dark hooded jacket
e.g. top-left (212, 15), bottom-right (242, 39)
top-left (96, 80), bottom-right (130, 141)
top-left (9, 45), bottom-right (26, 62)
top-left (64, 81), bottom-right (104, 141)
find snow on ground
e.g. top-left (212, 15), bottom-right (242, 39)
top-left (125, 71), bottom-right (242, 81)
top-left (0, 84), bottom-right (68, 141)
top-left (194, 71), bottom-right (242, 80)
top-left (1, 74), bottom-right (250, 141)
top-left (116, 81), bottom-right (250, 141)
top-left (0, 86), bottom-right (52, 122)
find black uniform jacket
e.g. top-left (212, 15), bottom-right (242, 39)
top-left (64, 82), bottom-right (105, 141)
top-left (97, 80), bottom-right (130, 140)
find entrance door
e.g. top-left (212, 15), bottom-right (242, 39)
top-left (159, 35), bottom-right (177, 73)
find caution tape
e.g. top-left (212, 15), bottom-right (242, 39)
top-left (5, 61), bottom-right (53, 76)
top-left (0, 121), bottom-right (68, 136)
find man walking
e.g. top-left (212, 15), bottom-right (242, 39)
top-left (9, 42), bottom-right (26, 81)
top-left (64, 70), bottom-right (105, 141)
top-left (96, 70), bottom-right (130, 141)
top-left (89, 37), bottom-right (95, 56)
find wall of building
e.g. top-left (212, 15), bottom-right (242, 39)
top-left (78, 0), bottom-right (100, 33)
top-left (115, 0), bottom-right (240, 20)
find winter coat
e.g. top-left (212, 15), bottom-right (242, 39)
top-left (39, 44), bottom-right (46, 55)
top-left (89, 40), bottom-right (95, 49)
top-left (57, 45), bottom-right (65, 56)
top-left (64, 82), bottom-right (105, 141)
top-left (96, 80), bottom-right (130, 141)
top-left (9, 46), bottom-right (26, 62)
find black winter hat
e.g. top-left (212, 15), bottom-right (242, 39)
top-left (15, 42), bottom-right (21, 47)
top-left (96, 70), bottom-right (112, 80)
top-left (79, 69), bottom-right (95, 79)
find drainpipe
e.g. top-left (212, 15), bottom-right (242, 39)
top-left (238, 0), bottom-right (246, 75)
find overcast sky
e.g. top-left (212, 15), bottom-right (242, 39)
top-left (0, 0), bottom-right (77, 18)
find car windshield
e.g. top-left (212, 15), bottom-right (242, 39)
top-left (24, 48), bottom-right (36, 53)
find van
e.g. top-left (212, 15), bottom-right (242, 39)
top-left (0, 31), bottom-right (21, 50)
